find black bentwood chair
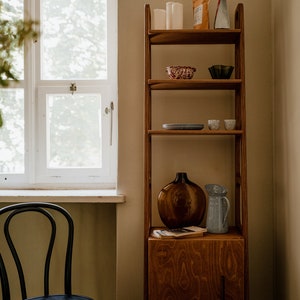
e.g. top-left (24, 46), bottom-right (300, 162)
top-left (0, 250), bottom-right (10, 299)
top-left (0, 202), bottom-right (93, 300)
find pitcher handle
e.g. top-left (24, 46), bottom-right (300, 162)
top-left (222, 196), bottom-right (230, 226)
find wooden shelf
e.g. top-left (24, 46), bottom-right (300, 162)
top-left (148, 29), bottom-right (241, 45)
top-left (144, 3), bottom-right (248, 299)
top-left (148, 79), bottom-right (242, 90)
top-left (149, 226), bottom-right (244, 241)
top-left (149, 129), bottom-right (243, 135)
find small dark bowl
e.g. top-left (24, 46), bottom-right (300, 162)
top-left (208, 65), bottom-right (234, 79)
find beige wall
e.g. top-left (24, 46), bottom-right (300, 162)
top-left (274, 0), bottom-right (300, 298)
top-left (117, 0), bottom-right (274, 299)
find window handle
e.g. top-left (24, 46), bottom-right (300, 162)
top-left (70, 83), bottom-right (77, 95)
top-left (105, 101), bottom-right (114, 145)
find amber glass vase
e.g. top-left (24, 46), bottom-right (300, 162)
top-left (157, 172), bottom-right (206, 229)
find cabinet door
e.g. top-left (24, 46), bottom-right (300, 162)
top-left (148, 238), bottom-right (244, 300)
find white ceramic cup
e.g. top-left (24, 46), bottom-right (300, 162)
top-left (224, 119), bottom-right (236, 130)
top-left (208, 119), bottom-right (220, 130)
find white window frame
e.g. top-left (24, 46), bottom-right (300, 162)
top-left (0, 0), bottom-right (118, 189)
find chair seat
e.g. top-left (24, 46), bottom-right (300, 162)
top-left (26, 294), bottom-right (93, 300)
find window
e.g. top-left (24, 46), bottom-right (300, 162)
top-left (0, 0), bottom-right (118, 189)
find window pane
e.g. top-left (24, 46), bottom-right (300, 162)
top-left (41, 0), bottom-right (107, 80)
top-left (47, 94), bottom-right (102, 168)
top-left (1, 0), bottom-right (24, 80)
top-left (0, 89), bottom-right (25, 173)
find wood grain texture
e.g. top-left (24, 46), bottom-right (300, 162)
top-left (148, 238), bottom-right (244, 300)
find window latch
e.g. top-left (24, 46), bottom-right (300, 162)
top-left (70, 83), bottom-right (77, 95)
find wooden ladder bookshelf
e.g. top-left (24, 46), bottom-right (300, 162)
top-left (144, 3), bottom-right (248, 299)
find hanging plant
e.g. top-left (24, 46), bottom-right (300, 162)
top-left (0, 1), bottom-right (39, 127)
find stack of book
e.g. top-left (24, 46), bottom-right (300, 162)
top-left (151, 226), bottom-right (207, 239)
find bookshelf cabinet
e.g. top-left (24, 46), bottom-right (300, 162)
top-left (144, 3), bottom-right (248, 299)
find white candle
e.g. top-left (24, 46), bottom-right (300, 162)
top-left (166, 2), bottom-right (173, 29)
top-left (153, 9), bottom-right (166, 29)
top-left (172, 2), bottom-right (183, 29)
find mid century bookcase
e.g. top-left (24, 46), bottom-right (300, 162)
top-left (144, 3), bottom-right (248, 299)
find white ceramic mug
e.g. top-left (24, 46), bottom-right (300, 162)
top-left (208, 119), bottom-right (220, 130)
top-left (224, 119), bottom-right (236, 130)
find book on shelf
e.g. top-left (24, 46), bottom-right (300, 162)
top-left (151, 226), bottom-right (207, 239)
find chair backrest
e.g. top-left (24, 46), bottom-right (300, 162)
top-left (0, 202), bottom-right (75, 299)
top-left (0, 252), bottom-right (10, 299)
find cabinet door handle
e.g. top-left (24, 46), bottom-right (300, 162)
top-left (221, 275), bottom-right (225, 300)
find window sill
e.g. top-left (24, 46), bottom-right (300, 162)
top-left (0, 190), bottom-right (125, 204)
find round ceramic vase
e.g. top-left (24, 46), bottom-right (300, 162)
top-left (157, 172), bottom-right (206, 229)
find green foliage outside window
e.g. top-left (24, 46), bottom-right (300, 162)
top-left (0, 1), bottom-right (39, 127)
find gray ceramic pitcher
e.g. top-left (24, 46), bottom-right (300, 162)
top-left (205, 184), bottom-right (230, 233)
